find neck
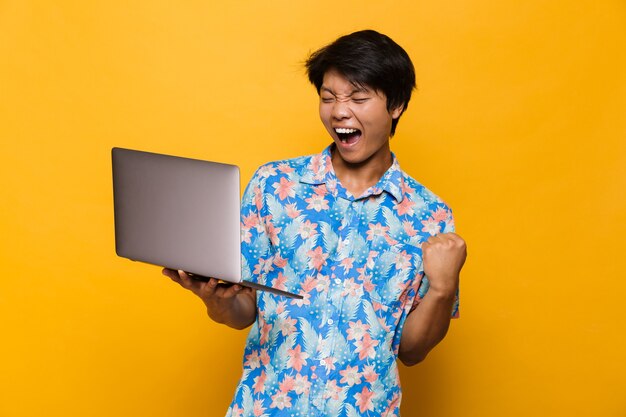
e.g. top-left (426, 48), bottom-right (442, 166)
top-left (330, 144), bottom-right (393, 197)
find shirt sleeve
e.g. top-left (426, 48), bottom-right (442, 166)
top-left (413, 200), bottom-right (460, 318)
top-left (240, 168), bottom-right (272, 286)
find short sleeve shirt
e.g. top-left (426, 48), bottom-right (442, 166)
top-left (226, 146), bottom-right (458, 417)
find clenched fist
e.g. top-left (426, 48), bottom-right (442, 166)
top-left (422, 233), bottom-right (467, 295)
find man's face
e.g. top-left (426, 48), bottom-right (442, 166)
top-left (319, 69), bottom-right (403, 168)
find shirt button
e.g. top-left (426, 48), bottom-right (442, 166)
top-left (327, 319), bottom-right (334, 325)
top-left (334, 278), bottom-right (341, 285)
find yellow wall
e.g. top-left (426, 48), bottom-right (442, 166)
top-left (1, 1), bottom-right (624, 416)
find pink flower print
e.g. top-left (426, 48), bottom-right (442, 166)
top-left (445, 216), bottom-right (456, 231)
top-left (356, 266), bottom-right (367, 281)
top-left (260, 348), bottom-right (270, 366)
top-left (366, 223), bottom-right (389, 241)
top-left (294, 374), bottom-right (311, 395)
top-left (421, 217), bottom-right (441, 235)
top-left (298, 220), bottom-right (318, 239)
top-left (305, 193), bottom-right (329, 212)
top-left (394, 250), bottom-right (412, 270)
top-left (253, 186), bottom-right (263, 211)
top-left (340, 278), bottom-right (359, 297)
top-left (231, 404), bottom-right (244, 417)
top-left (275, 300), bottom-right (287, 314)
top-left (372, 300), bottom-right (385, 312)
top-left (362, 364), bottom-right (379, 383)
top-left (301, 275), bottom-right (317, 293)
top-left (320, 355), bottom-right (337, 374)
top-left (315, 274), bottom-right (330, 292)
top-left (322, 156), bottom-right (333, 175)
top-left (240, 227), bottom-right (252, 244)
top-left (432, 206), bottom-right (449, 222)
top-left (362, 275), bottom-right (375, 292)
top-left (402, 220), bottom-right (417, 237)
top-left (400, 179), bottom-right (414, 194)
top-left (286, 345), bottom-right (309, 372)
top-left (257, 165), bottom-right (277, 178)
top-left (278, 375), bottom-right (295, 393)
top-left (273, 254), bottom-right (288, 268)
top-left (354, 333), bottom-right (379, 360)
top-left (394, 197), bottom-right (416, 216)
top-left (366, 251), bottom-right (378, 268)
top-left (339, 365), bottom-right (362, 386)
top-left (253, 399), bottom-right (266, 417)
top-left (340, 257), bottom-right (354, 273)
top-left (384, 234), bottom-right (399, 246)
top-left (242, 212), bottom-right (260, 229)
top-left (277, 163), bottom-right (295, 174)
top-left (273, 177), bottom-right (296, 200)
top-left (264, 217), bottom-right (282, 246)
top-left (253, 257), bottom-right (273, 276)
top-left (310, 154), bottom-right (323, 176)
top-left (285, 203), bottom-right (301, 219)
top-left (382, 393), bottom-right (400, 417)
top-left (307, 246), bottom-right (328, 271)
top-left (270, 390), bottom-right (292, 410)
top-left (397, 284), bottom-right (411, 305)
top-left (278, 316), bottom-right (297, 336)
top-left (323, 379), bottom-right (341, 400)
top-left (271, 272), bottom-right (287, 291)
top-left (244, 350), bottom-right (261, 369)
top-left (354, 386), bottom-right (375, 413)
top-left (253, 370), bottom-right (267, 394)
top-left (326, 178), bottom-right (338, 193)
top-left (291, 291), bottom-right (311, 307)
top-left (346, 320), bottom-right (370, 341)
top-left (259, 321), bottom-right (271, 345)
top-left (314, 184), bottom-right (329, 196)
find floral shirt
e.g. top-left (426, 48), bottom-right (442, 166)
top-left (226, 146), bottom-right (458, 417)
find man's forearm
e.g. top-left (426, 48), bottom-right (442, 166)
top-left (398, 287), bottom-right (456, 366)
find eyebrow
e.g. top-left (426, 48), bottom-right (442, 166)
top-left (320, 85), bottom-right (370, 95)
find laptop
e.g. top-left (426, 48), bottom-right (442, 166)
top-left (111, 147), bottom-right (302, 299)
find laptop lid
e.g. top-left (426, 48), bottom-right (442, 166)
top-left (112, 147), bottom-right (242, 281)
top-left (112, 147), bottom-right (301, 299)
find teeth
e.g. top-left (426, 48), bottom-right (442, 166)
top-left (335, 128), bottom-right (358, 134)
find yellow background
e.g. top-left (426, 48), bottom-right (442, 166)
top-left (1, 1), bottom-right (625, 416)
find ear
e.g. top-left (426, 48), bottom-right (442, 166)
top-left (390, 104), bottom-right (404, 119)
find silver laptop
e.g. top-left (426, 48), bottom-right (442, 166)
top-left (112, 147), bottom-right (301, 299)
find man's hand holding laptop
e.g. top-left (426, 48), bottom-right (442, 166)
top-left (162, 269), bottom-right (257, 330)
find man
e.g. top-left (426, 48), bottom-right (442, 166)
top-left (163, 30), bottom-right (466, 416)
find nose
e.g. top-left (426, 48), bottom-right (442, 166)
top-left (331, 100), bottom-right (351, 120)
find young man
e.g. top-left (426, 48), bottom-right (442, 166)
top-left (163, 30), bottom-right (466, 416)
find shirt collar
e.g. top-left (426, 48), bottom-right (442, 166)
top-left (299, 145), bottom-right (405, 202)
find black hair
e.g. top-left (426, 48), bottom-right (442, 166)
top-left (305, 29), bottom-right (416, 136)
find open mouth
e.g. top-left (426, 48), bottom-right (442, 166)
top-left (335, 127), bottom-right (362, 144)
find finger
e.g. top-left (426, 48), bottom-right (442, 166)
top-left (216, 283), bottom-right (243, 299)
top-left (426, 235), bottom-right (441, 245)
top-left (178, 270), bottom-right (195, 289)
top-left (239, 286), bottom-right (254, 297)
top-left (162, 268), bottom-right (181, 282)
top-left (445, 233), bottom-right (465, 247)
top-left (199, 277), bottom-right (218, 298)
